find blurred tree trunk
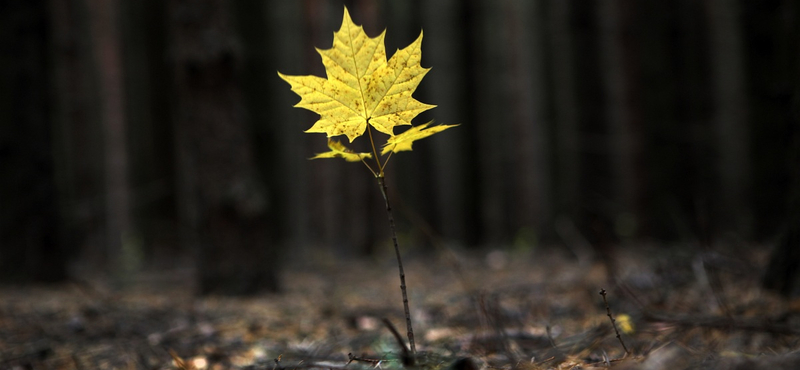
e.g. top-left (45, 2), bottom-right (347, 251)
top-left (675, 0), bottom-right (715, 241)
top-left (231, 1), bottom-right (289, 256)
top-left (266, 3), bottom-right (312, 255)
top-left (0, 0), bottom-right (66, 282)
top-left (763, 132), bottom-right (800, 297)
top-left (87, 0), bottom-right (134, 277)
top-left (505, 0), bottom-right (552, 241)
top-left (548, 0), bottom-right (580, 225)
top-left (635, 1), bottom-right (711, 240)
top-left (169, 0), bottom-right (279, 295)
top-left (420, 0), bottom-right (471, 244)
top-left (760, 0), bottom-right (800, 297)
top-left (122, 0), bottom-right (179, 264)
top-left (50, 0), bottom-right (106, 270)
top-left (598, 0), bottom-right (646, 241)
top-left (707, 0), bottom-right (751, 238)
top-left (637, 2), bottom-right (676, 239)
top-left (471, 1), bottom-right (513, 243)
top-left (572, 0), bottom-right (614, 247)
top-left (427, 0), bottom-right (481, 246)
top-left (746, 0), bottom-right (798, 239)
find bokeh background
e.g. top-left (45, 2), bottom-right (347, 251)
top-left (2, 0), bottom-right (798, 293)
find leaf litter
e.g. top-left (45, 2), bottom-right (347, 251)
top-left (2, 245), bottom-right (800, 370)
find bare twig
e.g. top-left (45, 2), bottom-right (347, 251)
top-left (347, 353), bottom-right (385, 367)
top-left (599, 289), bottom-right (630, 355)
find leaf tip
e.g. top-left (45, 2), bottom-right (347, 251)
top-left (341, 5), bottom-right (355, 29)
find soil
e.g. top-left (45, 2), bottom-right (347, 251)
top-left (2, 245), bottom-right (799, 370)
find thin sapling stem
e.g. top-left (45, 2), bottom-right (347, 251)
top-left (377, 175), bottom-right (416, 354)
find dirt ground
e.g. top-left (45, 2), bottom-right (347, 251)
top-left (2, 245), bottom-right (800, 370)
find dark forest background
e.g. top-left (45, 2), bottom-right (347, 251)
top-left (1, 0), bottom-right (798, 295)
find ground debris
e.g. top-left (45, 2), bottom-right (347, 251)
top-left (1, 246), bottom-right (798, 369)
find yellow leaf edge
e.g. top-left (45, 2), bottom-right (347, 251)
top-left (381, 121), bottom-right (459, 155)
top-left (310, 138), bottom-right (372, 162)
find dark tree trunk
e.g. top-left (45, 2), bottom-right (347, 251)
top-left (707, 0), bottom-right (750, 238)
top-left (0, 0), bottom-right (66, 282)
top-left (762, 118), bottom-right (800, 297)
top-left (471, 1), bottom-right (514, 243)
top-left (50, 0), bottom-right (107, 270)
top-left (169, 0), bottom-right (279, 295)
top-left (420, 0), bottom-right (469, 244)
top-left (754, 0), bottom-right (800, 297)
top-left (87, 0), bottom-right (134, 278)
top-left (598, 0), bottom-right (646, 241)
top-left (572, 0), bottom-right (614, 247)
top-left (548, 0), bottom-right (581, 226)
top-left (122, 0), bottom-right (180, 265)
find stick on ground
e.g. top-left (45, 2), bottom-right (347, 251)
top-left (599, 288), bottom-right (630, 355)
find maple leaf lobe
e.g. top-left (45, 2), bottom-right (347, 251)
top-left (382, 121), bottom-right (459, 155)
top-left (311, 138), bottom-right (372, 162)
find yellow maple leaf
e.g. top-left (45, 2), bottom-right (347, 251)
top-left (278, 6), bottom-right (435, 142)
top-left (382, 122), bottom-right (459, 155)
top-left (311, 138), bottom-right (372, 162)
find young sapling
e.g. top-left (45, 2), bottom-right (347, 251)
top-left (278, 6), bottom-right (457, 355)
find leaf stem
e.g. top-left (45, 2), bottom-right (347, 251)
top-left (380, 151), bottom-right (394, 173)
top-left (365, 122), bottom-right (383, 177)
top-left (359, 157), bottom-right (377, 177)
top-left (376, 175), bottom-right (416, 355)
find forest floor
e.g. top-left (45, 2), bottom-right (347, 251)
top-left (2, 244), bottom-right (800, 370)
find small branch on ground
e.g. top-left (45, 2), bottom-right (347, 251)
top-left (347, 353), bottom-right (385, 367)
top-left (599, 288), bottom-right (631, 355)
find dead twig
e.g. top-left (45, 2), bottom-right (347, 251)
top-left (347, 353), bottom-right (386, 367)
top-left (599, 289), bottom-right (630, 355)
